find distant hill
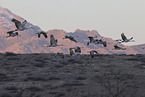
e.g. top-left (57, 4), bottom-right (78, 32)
top-left (0, 6), bottom-right (144, 54)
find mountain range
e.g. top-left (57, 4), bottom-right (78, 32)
top-left (0, 6), bottom-right (145, 54)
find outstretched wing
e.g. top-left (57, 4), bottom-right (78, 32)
top-left (114, 45), bottom-right (120, 49)
top-left (88, 36), bottom-right (94, 43)
top-left (50, 34), bottom-right (56, 46)
top-left (69, 48), bottom-right (75, 56)
top-left (93, 50), bottom-right (98, 54)
top-left (103, 41), bottom-right (107, 47)
top-left (7, 31), bottom-right (14, 35)
top-left (121, 33), bottom-right (127, 41)
top-left (21, 20), bottom-right (27, 27)
top-left (11, 18), bottom-right (22, 29)
top-left (38, 33), bottom-right (40, 38)
top-left (69, 36), bottom-right (77, 43)
top-left (90, 50), bottom-right (98, 58)
top-left (41, 31), bottom-right (47, 38)
top-left (75, 46), bottom-right (81, 53)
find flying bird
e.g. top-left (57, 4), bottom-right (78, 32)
top-left (47, 34), bottom-right (58, 47)
top-left (6, 31), bottom-right (19, 38)
top-left (116, 33), bottom-right (135, 43)
top-left (11, 18), bottom-right (32, 31)
top-left (88, 50), bottom-right (98, 58)
top-left (69, 46), bottom-right (81, 56)
top-left (87, 36), bottom-right (107, 47)
top-left (87, 36), bottom-right (98, 45)
top-left (36, 31), bottom-right (47, 38)
top-left (69, 48), bottom-right (75, 56)
top-left (112, 44), bottom-right (126, 50)
top-left (63, 35), bottom-right (78, 43)
top-left (96, 39), bottom-right (107, 47)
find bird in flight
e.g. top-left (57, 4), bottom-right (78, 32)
top-left (47, 34), bottom-right (59, 47)
top-left (112, 44), bottom-right (126, 50)
top-left (69, 46), bottom-right (81, 56)
top-left (116, 33), bottom-right (135, 43)
top-left (36, 31), bottom-right (48, 38)
top-left (6, 31), bottom-right (19, 38)
top-left (63, 35), bottom-right (78, 43)
top-left (88, 50), bottom-right (98, 58)
top-left (11, 18), bottom-right (32, 31)
top-left (87, 36), bottom-right (107, 47)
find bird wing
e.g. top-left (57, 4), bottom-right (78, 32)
top-left (69, 37), bottom-right (77, 43)
top-left (121, 33), bottom-right (127, 41)
top-left (65, 35), bottom-right (69, 38)
top-left (88, 37), bottom-right (94, 42)
top-left (115, 39), bottom-right (122, 41)
top-left (75, 47), bottom-right (81, 53)
top-left (50, 34), bottom-right (56, 46)
top-left (38, 33), bottom-right (40, 38)
top-left (93, 50), bottom-right (98, 54)
top-left (11, 18), bottom-right (23, 29)
top-left (21, 20), bottom-right (27, 27)
top-left (114, 45), bottom-right (119, 49)
top-left (7, 31), bottom-right (14, 35)
top-left (69, 48), bottom-right (75, 56)
top-left (41, 32), bottom-right (47, 38)
top-left (103, 41), bottom-right (107, 47)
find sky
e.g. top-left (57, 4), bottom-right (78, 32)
top-left (0, 0), bottom-right (145, 46)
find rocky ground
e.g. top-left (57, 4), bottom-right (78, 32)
top-left (0, 52), bottom-right (145, 97)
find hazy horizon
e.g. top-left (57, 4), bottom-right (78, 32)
top-left (1, 0), bottom-right (145, 46)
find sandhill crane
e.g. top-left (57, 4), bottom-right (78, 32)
top-left (116, 33), bottom-right (135, 43)
top-left (63, 35), bottom-right (78, 43)
top-left (88, 50), bottom-right (98, 58)
top-left (87, 36), bottom-right (107, 47)
top-left (47, 34), bottom-right (58, 47)
top-left (36, 31), bottom-right (47, 38)
top-left (11, 18), bottom-right (32, 31)
top-left (112, 44), bottom-right (126, 50)
top-left (6, 31), bottom-right (19, 38)
top-left (96, 39), bottom-right (107, 47)
top-left (69, 48), bottom-right (75, 56)
top-left (87, 36), bottom-right (97, 45)
top-left (69, 46), bottom-right (81, 56)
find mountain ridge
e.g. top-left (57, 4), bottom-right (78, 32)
top-left (0, 6), bottom-right (144, 54)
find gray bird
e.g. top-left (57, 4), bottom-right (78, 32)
top-left (63, 35), bottom-right (78, 43)
top-left (88, 50), bottom-right (98, 58)
top-left (36, 31), bottom-right (47, 38)
top-left (69, 48), bottom-right (75, 56)
top-left (47, 34), bottom-right (58, 47)
top-left (6, 31), bottom-right (19, 38)
top-left (87, 36), bottom-right (107, 47)
top-left (96, 39), bottom-right (107, 47)
top-left (87, 36), bottom-right (98, 45)
top-left (69, 46), bottom-right (81, 56)
top-left (116, 33), bottom-right (135, 43)
top-left (112, 44), bottom-right (126, 50)
top-left (11, 18), bottom-right (32, 31)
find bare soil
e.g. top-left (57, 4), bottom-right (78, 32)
top-left (0, 53), bottom-right (145, 97)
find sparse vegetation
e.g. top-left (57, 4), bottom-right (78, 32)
top-left (97, 69), bottom-right (139, 97)
top-left (0, 54), bottom-right (144, 97)
top-left (5, 52), bottom-right (17, 56)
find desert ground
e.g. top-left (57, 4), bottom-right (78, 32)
top-left (0, 52), bottom-right (145, 97)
